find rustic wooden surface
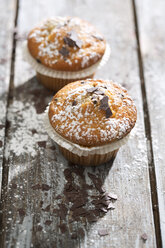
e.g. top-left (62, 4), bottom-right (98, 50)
top-left (0, 0), bottom-right (164, 247)
top-left (135, 0), bottom-right (165, 246)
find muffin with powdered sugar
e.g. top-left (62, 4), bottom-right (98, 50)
top-left (24, 17), bottom-right (110, 91)
top-left (44, 79), bottom-right (137, 166)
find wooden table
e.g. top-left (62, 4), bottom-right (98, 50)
top-left (0, 0), bottom-right (164, 247)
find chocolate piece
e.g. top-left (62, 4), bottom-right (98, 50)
top-left (59, 46), bottom-right (69, 57)
top-left (141, 233), bottom-right (148, 242)
top-left (98, 229), bottom-right (109, 236)
top-left (70, 198), bottom-right (86, 210)
top-left (41, 184), bottom-right (51, 191)
top-left (63, 36), bottom-right (76, 47)
top-left (31, 184), bottom-right (41, 190)
top-left (106, 108), bottom-right (112, 118)
top-left (107, 203), bottom-right (115, 210)
top-left (63, 30), bottom-right (82, 48)
top-left (36, 58), bottom-right (41, 63)
top-left (92, 34), bottom-right (104, 41)
top-left (87, 87), bottom-right (98, 93)
top-left (42, 204), bottom-right (51, 212)
top-left (81, 81), bottom-right (85, 84)
top-left (45, 220), bottom-right (52, 225)
top-left (108, 193), bottom-right (117, 200)
top-left (68, 30), bottom-right (82, 48)
top-left (38, 141), bottom-right (46, 148)
top-left (18, 208), bottom-right (25, 217)
top-left (72, 100), bottom-right (77, 106)
top-left (54, 98), bottom-right (58, 102)
top-left (59, 223), bottom-right (67, 233)
top-left (100, 96), bottom-right (109, 110)
top-left (99, 207), bottom-right (107, 213)
top-left (100, 95), bottom-right (112, 118)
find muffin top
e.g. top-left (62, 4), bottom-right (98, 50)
top-left (28, 17), bottom-right (106, 71)
top-left (48, 79), bottom-right (137, 147)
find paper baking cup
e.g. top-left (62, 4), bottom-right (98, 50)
top-left (36, 72), bottom-right (95, 91)
top-left (44, 106), bottom-right (129, 166)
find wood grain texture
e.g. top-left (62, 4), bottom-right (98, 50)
top-left (0, 0), bottom-right (16, 195)
top-left (135, 0), bottom-right (165, 246)
top-left (0, 0), bottom-right (157, 247)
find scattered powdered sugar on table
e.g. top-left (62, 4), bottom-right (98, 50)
top-left (5, 100), bottom-right (47, 158)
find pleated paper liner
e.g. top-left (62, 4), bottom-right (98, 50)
top-left (59, 146), bottom-right (119, 166)
top-left (23, 42), bottom-right (111, 91)
top-left (36, 72), bottom-right (95, 91)
top-left (44, 106), bottom-right (130, 166)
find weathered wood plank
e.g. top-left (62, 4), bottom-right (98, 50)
top-left (135, 0), bottom-right (165, 246)
top-left (1, 0), bottom-right (156, 247)
top-left (0, 0), bottom-right (16, 195)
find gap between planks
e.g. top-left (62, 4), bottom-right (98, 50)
top-left (0, 0), bottom-right (19, 247)
top-left (132, 0), bottom-right (162, 247)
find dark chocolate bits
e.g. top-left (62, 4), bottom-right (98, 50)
top-left (72, 100), bottom-right (77, 106)
top-left (63, 30), bottom-right (82, 48)
top-left (92, 34), bottom-right (104, 41)
top-left (59, 46), bottom-right (69, 57)
top-left (100, 95), bottom-right (113, 118)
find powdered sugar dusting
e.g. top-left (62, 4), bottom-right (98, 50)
top-left (49, 80), bottom-right (137, 146)
top-left (28, 17), bottom-right (105, 69)
top-left (5, 101), bottom-right (47, 158)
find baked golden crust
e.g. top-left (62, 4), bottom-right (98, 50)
top-left (48, 79), bottom-right (137, 147)
top-left (28, 17), bottom-right (106, 71)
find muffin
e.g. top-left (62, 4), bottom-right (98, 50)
top-left (24, 17), bottom-right (110, 91)
top-left (44, 79), bottom-right (137, 166)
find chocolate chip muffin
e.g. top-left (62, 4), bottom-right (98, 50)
top-left (24, 17), bottom-right (110, 91)
top-left (45, 79), bottom-right (137, 166)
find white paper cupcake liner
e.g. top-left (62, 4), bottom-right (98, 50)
top-left (44, 106), bottom-right (129, 156)
top-left (23, 41), bottom-right (111, 79)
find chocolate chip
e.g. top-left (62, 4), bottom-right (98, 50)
top-left (87, 87), bottom-right (98, 93)
top-left (36, 58), bottom-right (41, 63)
top-left (41, 184), bottom-right (51, 191)
top-left (44, 220), bottom-right (52, 225)
top-left (59, 46), bottom-right (69, 57)
top-left (38, 141), bottom-right (46, 148)
top-left (67, 30), bottom-right (82, 48)
top-left (63, 30), bottom-right (82, 48)
top-left (99, 207), bottom-right (107, 213)
top-left (108, 193), bottom-right (117, 200)
top-left (18, 208), bottom-right (25, 217)
top-left (100, 96), bottom-right (112, 118)
top-left (81, 81), bottom-right (85, 84)
top-left (42, 204), bottom-right (51, 212)
top-left (92, 34), bottom-right (104, 41)
top-left (54, 98), bottom-right (58, 102)
top-left (72, 100), bottom-right (77, 106)
top-left (59, 224), bottom-right (67, 233)
top-left (64, 36), bottom-right (76, 47)
top-left (98, 229), bottom-right (109, 236)
top-left (31, 184), bottom-right (41, 190)
top-left (100, 96), bottom-right (109, 110)
top-left (107, 203), bottom-right (115, 210)
top-left (106, 107), bottom-right (113, 118)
